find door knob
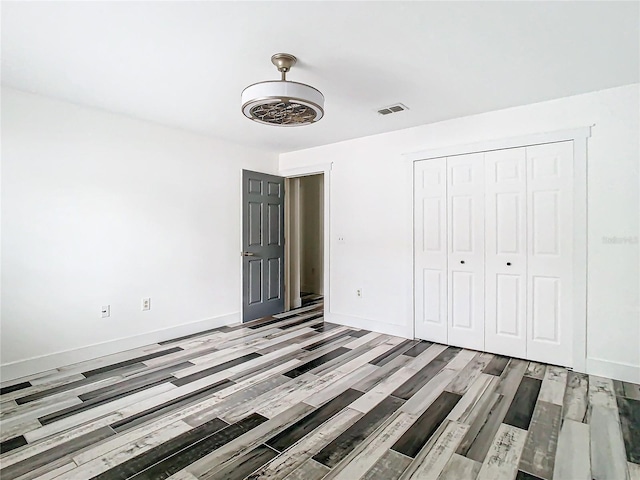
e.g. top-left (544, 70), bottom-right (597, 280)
top-left (460, 260), bottom-right (465, 264)
top-left (507, 262), bottom-right (511, 266)
top-left (241, 252), bottom-right (255, 257)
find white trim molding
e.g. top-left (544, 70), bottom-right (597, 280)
top-left (330, 312), bottom-right (413, 339)
top-left (1, 312), bottom-right (239, 382)
top-left (403, 127), bottom-right (592, 162)
top-left (407, 127), bottom-right (591, 373)
top-left (586, 357), bottom-right (640, 384)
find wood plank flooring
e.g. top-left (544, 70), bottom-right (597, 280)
top-left (1, 294), bottom-right (639, 479)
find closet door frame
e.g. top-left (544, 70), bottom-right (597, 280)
top-left (407, 127), bottom-right (590, 372)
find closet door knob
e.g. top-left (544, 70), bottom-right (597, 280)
top-left (460, 260), bottom-right (465, 264)
top-left (507, 262), bottom-right (511, 266)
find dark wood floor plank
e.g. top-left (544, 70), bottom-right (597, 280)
top-left (0, 382), bottom-right (32, 396)
top-left (0, 435), bottom-right (27, 454)
top-left (126, 414), bottom-right (267, 480)
top-left (1, 427), bottom-right (114, 480)
top-left (391, 391), bottom-right (461, 458)
top-left (303, 330), bottom-right (355, 351)
top-left (392, 347), bottom-right (462, 400)
top-left (279, 313), bottom-right (324, 330)
top-left (483, 355), bottom-right (510, 376)
top-left (38, 377), bottom-right (172, 426)
top-left (15, 363), bottom-right (145, 404)
top-left (346, 328), bottom-right (370, 337)
top-left (267, 388), bottom-right (364, 452)
top-left (352, 354), bottom-right (413, 393)
top-left (369, 340), bottom-right (417, 367)
top-left (617, 396), bottom-right (640, 463)
top-left (91, 418), bottom-right (229, 480)
top-left (313, 323), bottom-right (342, 333)
top-left (515, 470), bottom-right (544, 479)
top-left (110, 379), bottom-right (235, 433)
top-left (79, 362), bottom-right (193, 402)
top-left (171, 353), bottom-right (261, 387)
top-left (82, 347), bottom-right (183, 377)
top-left (283, 347), bottom-right (351, 378)
top-left (403, 340), bottom-right (434, 357)
top-left (503, 376), bottom-right (543, 430)
top-left (313, 395), bottom-right (404, 467)
top-left (200, 444), bottom-right (278, 480)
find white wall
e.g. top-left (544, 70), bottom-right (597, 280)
top-left (299, 175), bottom-right (324, 294)
top-left (1, 88), bottom-right (278, 379)
top-left (280, 84), bottom-right (640, 382)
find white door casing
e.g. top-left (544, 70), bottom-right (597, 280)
top-left (414, 158), bottom-right (448, 343)
top-left (447, 153), bottom-right (485, 351)
top-left (484, 147), bottom-right (528, 357)
top-left (526, 141), bottom-right (574, 366)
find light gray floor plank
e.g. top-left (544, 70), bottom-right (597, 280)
top-left (447, 373), bottom-right (497, 424)
top-left (563, 371), bottom-right (589, 422)
top-left (524, 361), bottom-right (546, 380)
top-left (476, 423), bottom-right (527, 480)
top-left (553, 419), bottom-right (591, 480)
top-left (438, 453), bottom-right (481, 480)
top-left (363, 449), bottom-right (412, 480)
top-left (590, 404), bottom-right (630, 480)
top-left (538, 365), bottom-right (568, 405)
top-left (445, 352), bottom-right (493, 395)
top-left (282, 458), bottom-right (330, 480)
top-left (589, 375), bottom-right (618, 409)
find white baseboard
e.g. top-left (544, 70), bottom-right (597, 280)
top-left (1, 312), bottom-right (240, 383)
top-left (586, 357), bottom-right (640, 384)
top-left (326, 311), bottom-right (413, 339)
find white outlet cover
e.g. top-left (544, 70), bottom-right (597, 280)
top-left (101, 305), bottom-right (110, 318)
top-left (142, 298), bottom-right (151, 311)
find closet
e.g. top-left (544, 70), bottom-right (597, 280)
top-left (414, 141), bottom-right (574, 367)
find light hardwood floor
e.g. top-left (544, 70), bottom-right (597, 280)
top-left (1, 295), bottom-right (638, 480)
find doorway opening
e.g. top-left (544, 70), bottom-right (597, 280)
top-left (285, 174), bottom-right (324, 312)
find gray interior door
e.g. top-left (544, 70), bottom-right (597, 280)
top-left (242, 170), bottom-right (285, 322)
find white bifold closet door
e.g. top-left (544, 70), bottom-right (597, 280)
top-left (447, 154), bottom-right (485, 350)
top-left (414, 158), bottom-right (448, 343)
top-left (484, 147), bottom-right (527, 357)
top-left (414, 140), bottom-right (575, 367)
top-left (526, 141), bottom-right (574, 366)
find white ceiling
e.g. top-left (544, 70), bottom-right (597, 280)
top-left (2, 1), bottom-right (638, 153)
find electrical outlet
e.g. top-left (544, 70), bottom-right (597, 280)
top-left (142, 298), bottom-right (151, 311)
top-left (101, 305), bottom-right (110, 318)
top-left (356, 288), bottom-right (363, 298)
top-left (337, 236), bottom-right (346, 244)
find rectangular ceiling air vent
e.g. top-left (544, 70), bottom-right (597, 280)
top-left (377, 103), bottom-right (409, 115)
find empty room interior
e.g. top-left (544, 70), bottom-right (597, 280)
top-left (1, 2), bottom-right (639, 479)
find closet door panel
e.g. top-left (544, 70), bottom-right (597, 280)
top-left (526, 141), bottom-right (573, 366)
top-left (414, 158), bottom-right (448, 343)
top-left (485, 147), bottom-right (527, 357)
top-left (447, 153), bottom-right (485, 350)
